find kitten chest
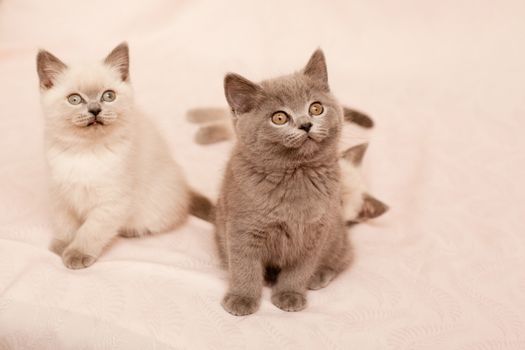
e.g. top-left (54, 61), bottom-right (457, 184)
top-left (245, 164), bottom-right (340, 223)
top-left (46, 146), bottom-right (129, 214)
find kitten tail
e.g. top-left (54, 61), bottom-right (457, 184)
top-left (189, 190), bottom-right (215, 223)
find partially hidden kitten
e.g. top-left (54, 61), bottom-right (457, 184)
top-left (215, 49), bottom-right (350, 315)
top-left (37, 42), bottom-right (212, 269)
top-left (187, 105), bottom-right (374, 145)
top-left (340, 144), bottom-right (389, 225)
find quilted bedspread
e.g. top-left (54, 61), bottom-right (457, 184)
top-left (1, 0), bottom-right (524, 349)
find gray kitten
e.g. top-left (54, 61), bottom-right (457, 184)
top-left (215, 50), bottom-right (351, 315)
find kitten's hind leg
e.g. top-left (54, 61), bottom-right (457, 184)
top-left (308, 267), bottom-right (337, 290)
top-left (309, 227), bottom-right (353, 290)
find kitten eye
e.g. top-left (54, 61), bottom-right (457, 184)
top-left (101, 90), bottom-right (116, 102)
top-left (271, 111), bottom-right (289, 125)
top-left (67, 94), bottom-right (83, 105)
top-left (309, 102), bottom-right (324, 116)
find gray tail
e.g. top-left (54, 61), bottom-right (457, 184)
top-left (189, 190), bottom-right (215, 223)
top-left (343, 107), bottom-right (374, 128)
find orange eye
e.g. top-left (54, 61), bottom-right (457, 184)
top-left (309, 102), bottom-right (324, 116)
top-left (271, 111), bottom-right (289, 125)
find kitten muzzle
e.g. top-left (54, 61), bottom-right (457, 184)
top-left (86, 118), bottom-right (105, 127)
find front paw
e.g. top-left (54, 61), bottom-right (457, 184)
top-left (271, 292), bottom-right (307, 312)
top-left (62, 248), bottom-right (96, 269)
top-left (221, 293), bottom-right (260, 316)
top-left (49, 239), bottom-right (68, 256)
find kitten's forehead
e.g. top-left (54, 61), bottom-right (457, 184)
top-left (60, 62), bottom-right (122, 94)
top-left (260, 73), bottom-right (322, 110)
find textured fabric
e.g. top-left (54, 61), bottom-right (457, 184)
top-left (1, 0), bottom-right (524, 349)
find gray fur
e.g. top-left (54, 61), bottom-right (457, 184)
top-left (215, 50), bottom-right (351, 315)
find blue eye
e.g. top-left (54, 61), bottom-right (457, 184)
top-left (67, 94), bottom-right (82, 105)
top-left (102, 90), bottom-right (116, 102)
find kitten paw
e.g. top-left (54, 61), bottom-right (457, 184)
top-left (221, 293), bottom-right (259, 316)
top-left (271, 292), bottom-right (307, 312)
top-left (308, 268), bottom-right (336, 290)
top-left (62, 248), bottom-right (96, 269)
top-left (49, 239), bottom-right (68, 256)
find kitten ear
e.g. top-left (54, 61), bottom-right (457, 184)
top-left (303, 49), bottom-right (329, 91)
top-left (342, 143), bottom-right (368, 165)
top-left (104, 42), bottom-right (129, 81)
top-left (357, 193), bottom-right (389, 221)
top-left (224, 73), bottom-right (264, 114)
top-left (36, 50), bottom-right (67, 90)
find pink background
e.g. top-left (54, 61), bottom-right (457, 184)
top-left (0, 0), bottom-right (524, 349)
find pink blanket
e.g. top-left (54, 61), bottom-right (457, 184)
top-left (1, 0), bottom-right (524, 349)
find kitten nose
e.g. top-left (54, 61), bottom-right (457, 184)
top-left (88, 107), bottom-right (101, 117)
top-left (299, 122), bottom-right (313, 132)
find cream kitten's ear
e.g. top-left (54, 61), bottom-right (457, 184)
top-left (36, 50), bottom-right (67, 90)
top-left (342, 143), bottom-right (368, 165)
top-left (224, 73), bottom-right (264, 114)
top-left (104, 42), bottom-right (129, 81)
top-left (357, 193), bottom-right (389, 221)
top-left (303, 49), bottom-right (329, 91)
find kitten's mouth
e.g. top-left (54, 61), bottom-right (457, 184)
top-left (86, 120), bottom-right (104, 127)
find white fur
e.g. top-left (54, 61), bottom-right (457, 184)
top-left (41, 57), bottom-right (190, 266)
top-left (339, 157), bottom-right (367, 221)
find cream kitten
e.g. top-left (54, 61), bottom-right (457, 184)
top-left (37, 43), bottom-right (212, 269)
top-left (340, 144), bottom-right (388, 225)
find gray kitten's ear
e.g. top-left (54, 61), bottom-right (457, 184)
top-left (342, 143), bottom-right (368, 165)
top-left (36, 50), bottom-right (67, 90)
top-left (104, 42), bottom-right (129, 81)
top-left (357, 193), bottom-right (389, 221)
top-left (303, 49), bottom-right (329, 91)
top-left (224, 73), bottom-right (264, 114)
